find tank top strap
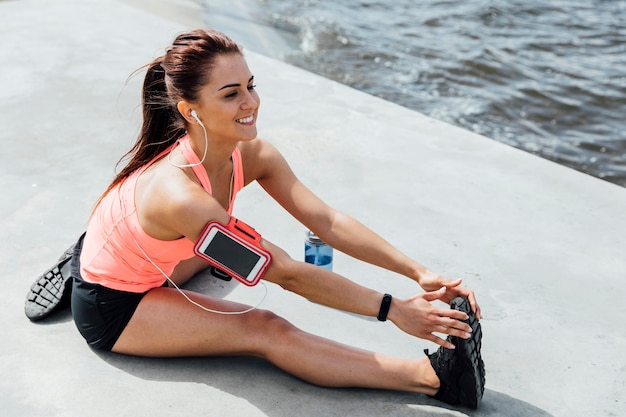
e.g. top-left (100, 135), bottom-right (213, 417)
top-left (178, 136), bottom-right (245, 215)
top-left (178, 135), bottom-right (212, 194)
top-left (229, 146), bottom-right (244, 212)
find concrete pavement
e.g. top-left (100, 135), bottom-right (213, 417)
top-left (1, 0), bottom-right (624, 416)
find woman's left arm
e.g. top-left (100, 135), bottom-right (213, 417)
top-left (246, 138), bottom-right (480, 316)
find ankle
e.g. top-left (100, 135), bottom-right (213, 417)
top-left (414, 357), bottom-right (440, 396)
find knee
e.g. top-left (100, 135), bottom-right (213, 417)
top-left (255, 309), bottom-right (295, 335)
top-left (247, 309), bottom-right (298, 355)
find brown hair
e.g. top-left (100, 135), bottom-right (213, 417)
top-left (96, 29), bottom-right (242, 205)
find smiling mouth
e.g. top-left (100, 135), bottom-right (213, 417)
top-left (236, 115), bottom-right (254, 124)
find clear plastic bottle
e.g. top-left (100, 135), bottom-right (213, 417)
top-left (304, 230), bottom-right (333, 271)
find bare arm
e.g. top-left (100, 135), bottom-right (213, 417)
top-left (259, 239), bottom-right (472, 348)
top-left (246, 138), bottom-right (480, 317)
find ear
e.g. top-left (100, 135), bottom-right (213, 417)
top-left (177, 101), bottom-right (198, 125)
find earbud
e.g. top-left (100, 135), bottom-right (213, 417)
top-left (191, 110), bottom-right (203, 125)
top-left (169, 108), bottom-right (209, 168)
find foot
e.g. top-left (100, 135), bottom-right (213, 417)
top-left (24, 244), bottom-right (75, 321)
top-left (425, 296), bottom-right (485, 409)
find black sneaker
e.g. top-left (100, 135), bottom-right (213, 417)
top-left (425, 296), bottom-right (485, 409)
top-left (24, 244), bottom-right (75, 321)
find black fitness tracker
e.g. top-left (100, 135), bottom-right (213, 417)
top-left (377, 293), bottom-right (393, 322)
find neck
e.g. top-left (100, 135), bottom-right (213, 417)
top-left (186, 126), bottom-right (236, 173)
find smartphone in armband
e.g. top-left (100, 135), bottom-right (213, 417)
top-left (194, 218), bottom-right (272, 286)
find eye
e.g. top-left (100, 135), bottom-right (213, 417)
top-left (224, 84), bottom-right (256, 99)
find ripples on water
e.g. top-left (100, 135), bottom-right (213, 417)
top-left (256, 0), bottom-right (626, 187)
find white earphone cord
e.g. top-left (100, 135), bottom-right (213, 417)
top-left (131, 234), bottom-right (267, 315)
top-left (117, 174), bottom-right (267, 314)
top-left (168, 110), bottom-right (208, 169)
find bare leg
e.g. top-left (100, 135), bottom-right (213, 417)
top-left (112, 288), bottom-right (440, 395)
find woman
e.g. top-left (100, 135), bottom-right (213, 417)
top-left (25, 29), bottom-right (485, 409)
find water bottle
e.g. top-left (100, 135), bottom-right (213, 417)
top-left (304, 230), bottom-right (333, 271)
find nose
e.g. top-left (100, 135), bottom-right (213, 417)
top-left (241, 89), bottom-right (259, 110)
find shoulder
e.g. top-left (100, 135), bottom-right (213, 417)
top-left (239, 137), bottom-right (291, 184)
top-left (239, 137), bottom-right (276, 160)
top-left (136, 160), bottom-right (228, 241)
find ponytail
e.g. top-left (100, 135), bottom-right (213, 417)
top-left (139, 57), bottom-right (187, 157)
top-left (94, 58), bottom-right (185, 208)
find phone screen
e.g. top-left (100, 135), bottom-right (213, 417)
top-left (202, 231), bottom-right (261, 278)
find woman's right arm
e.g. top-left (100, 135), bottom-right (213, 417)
top-left (259, 239), bottom-right (472, 348)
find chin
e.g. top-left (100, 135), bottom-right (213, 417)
top-left (239, 129), bottom-right (258, 142)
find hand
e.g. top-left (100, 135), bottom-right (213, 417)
top-left (388, 287), bottom-right (473, 349)
top-left (418, 271), bottom-right (482, 320)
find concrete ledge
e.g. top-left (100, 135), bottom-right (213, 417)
top-left (1, 0), bottom-right (624, 416)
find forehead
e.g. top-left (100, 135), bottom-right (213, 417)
top-left (207, 54), bottom-right (252, 87)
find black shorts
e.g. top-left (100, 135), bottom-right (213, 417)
top-left (70, 234), bottom-right (147, 351)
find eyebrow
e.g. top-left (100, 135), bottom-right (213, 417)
top-left (218, 75), bottom-right (255, 91)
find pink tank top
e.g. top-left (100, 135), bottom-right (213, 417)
top-left (80, 135), bottom-right (244, 292)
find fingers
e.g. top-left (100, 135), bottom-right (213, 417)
top-left (439, 305), bottom-right (469, 322)
top-left (441, 281), bottom-right (483, 320)
top-left (435, 315), bottom-right (471, 338)
top-left (421, 289), bottom-right (472, 331)
top-left (428, 314), bottom-right (472, 349)
top-left (433, 326), bottom-right (471, 342)
top-left (443, 278), bottom-right (463, 289)
top-left (396, 285), bottom-right (481, 346)
top-left (426, 333), bottom-right (456, 350)
top-left (421, 286), bottom-right (447, 302)
top-left (420, 306), bottom-right (472, 347)
top-left (467, 291), bottom-right (482, 320)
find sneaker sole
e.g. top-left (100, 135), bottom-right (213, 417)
top-left (449, 296), bottom-right (485, 409)
top-left (24, 245), bottom-right (75, 321)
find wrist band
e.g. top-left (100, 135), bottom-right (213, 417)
top-left (377, 293), bottom-right (392, 322)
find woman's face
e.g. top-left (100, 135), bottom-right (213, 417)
top-left (193, 54), bottom-right (260, 143)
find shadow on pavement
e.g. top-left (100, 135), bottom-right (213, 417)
top-left (97, 352), bottom-right (554, 417)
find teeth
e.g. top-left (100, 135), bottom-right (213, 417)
top-left (237, 115), bottom-right (254, 124)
